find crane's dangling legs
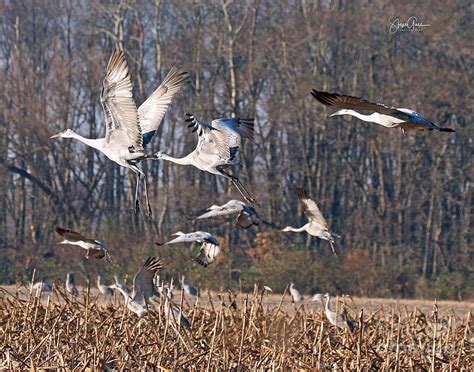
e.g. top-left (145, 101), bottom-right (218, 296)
top-left (328, 240), bottom-right (338, 256)
top-left (129, 164), bottom-right (152, 216)
top-left (217, 166), bottom-right (260, 207)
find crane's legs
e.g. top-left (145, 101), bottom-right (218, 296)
top-left (129, 164), bottom-right (152, 216)
top-left (217, 167), bottom-right (260, 207)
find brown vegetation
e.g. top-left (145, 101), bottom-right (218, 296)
top-left (0, 285), bottom-right (472, 370)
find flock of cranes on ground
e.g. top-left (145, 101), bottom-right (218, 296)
top-left (41, 48), bottom-right (456, 331)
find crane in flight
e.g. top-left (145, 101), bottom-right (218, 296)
top-left (281, 188), bottom-right (340, 255)
top-left (193, 200), bottom-right (259, 229)
top-left (112, 256), bottom-right (191, 328)
top-left (312, 89), bottom-right (455, 133)
top-left (50, 50), bottom-right (188, 214)
top-left (55, 226), bottom-right (111, 262)
top-left (152, 113), bottom-right (259, 207)
top-left (157, 231), bottom-right (221, 267)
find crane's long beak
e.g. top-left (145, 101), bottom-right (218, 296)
top-left (50, 133), bottom-right (62, 139)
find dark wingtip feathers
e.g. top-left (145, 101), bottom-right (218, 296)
top-left (297, 187), bottom-right (308, 200)
top-left (239, 118), bottom-right (255, 141)
top-left (439, 127), bottom-right (456, 132)
top-left (311, 89), bottom-right (339, 106)
top-left (144, 256), bottom-right (163, 272)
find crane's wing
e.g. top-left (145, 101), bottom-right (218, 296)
top-left (185, 113), bottom-right (221, 159)
top-left (132, 256), bottom-right (162, 302)
top-left (311, 89), bottom-right (401, 116)
top-left (196, 200), bottom-right (245, 219)
top-left (138, 66), bottom-right (189, 147)
top-left (55, 226), bottom-right (96, 244)
top-left (210, 118), bottom-right (254, 160)
top-left (101, 50), bottom-right (142, 148)
top-left (235, 211), bottom-right (254, 228)
top-left (297, 188), bottom-right (329, 230)
top-left (193, 242), bottom-right (221, 267)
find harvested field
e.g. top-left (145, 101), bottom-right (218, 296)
top-left (0, 285), bottom-right (471, 370)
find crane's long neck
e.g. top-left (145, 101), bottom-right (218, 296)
top-left (325, 296), bottom-right (335, 313)
top-left (159, 153), bottom-right (193, 166)
top-left (284, 225), bottom-right (307, 232)
top-left (114, 286), bottom-right (130, 301)
top-left (69, 131), bottom-right (105, 151)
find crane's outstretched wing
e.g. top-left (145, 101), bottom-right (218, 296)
top-left (196, 200), bottom-right (245, 219)
top-left (55, 227), bottom-right (96, 244)
top-left (184, 113), bottom-right (220, 159)
top-left (210, 118), bottom-right (254, 160)
top-left (297, 188), bottom-right (329, 230)
top-left (101, 50), bottom-right (142, 148)
top-left (132, 256), bottom-right (162, 303)
top-left (311, 89), bottom-right (401, 116)
top-left (193, 242), bottom-right (221, 267)
top-left (139, 66), bottom-right (189, 147)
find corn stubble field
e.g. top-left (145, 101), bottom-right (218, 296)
top-left (0, 286), bottom-right (471, 370)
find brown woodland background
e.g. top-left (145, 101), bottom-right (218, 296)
top-left (0, 0), bottom-right (472, 299)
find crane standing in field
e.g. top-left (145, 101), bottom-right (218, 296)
top-left (152, 113), bottom-right (259, 207)
top-left (193, 200), bottom-right (259, 229)
top-left (50, 50), bottom-right (188, 214)
top-left (311, 89), bottom-right (456, 133)
top-left (65, 273), bottom-right (79, 297)
top-left (157, 231), bottom-right (221, 267)
top-left (97, 276), bottom-right (114, 296)
top-left (281, 188), bottom-right (340, 255)
top-left (180, 275), bottom-right (198, 299)
top-left (54, 227), bottom-right (111, 262)
top-left (313, 293), bottom-right (355, 332)
top-left (289, 282), bottom-right (304, 303)
top-left (113, 274), bottom-right (131, 295)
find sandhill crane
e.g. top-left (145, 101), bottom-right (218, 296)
top-left (314, 293), bottom-right (355, 332)
top-left (312, 89), bottom-right (455, 133)
top-left (113, 274), bottom-right (131, 295)
top-left (97, 275), bottom-right (113, 296)
top-left (180, 275), bottom-right (198, 298)
top-left (111, 257), bottom-right (162, 317)
top-left (30, 281), bottom-right (53, 295)
top-left (50, 50), bottom-right (188, 214)
top-left (194, 200), bottom-right (259, 229)
top-left (289, 282), bottom-right (304, 303)
top-left (55, 227), bottom-right (111, 262)
top-left (66, 273), bottom-right (79, 297)
top-left (112, 257), bottom-right (191, 328)
top-left (152, 113), bottom-right (259, 207)
top-left (157, 231), bottom-right (221, 267)
top-left (281, 188), bottom-right (340, 256)
top-left (311, 293), bottom-right (323, 302)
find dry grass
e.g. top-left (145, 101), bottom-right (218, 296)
top-left (0, 285), bottom-right (472, 370)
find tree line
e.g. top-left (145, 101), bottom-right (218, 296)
top-left (0, 0), bottom-right (471, 299)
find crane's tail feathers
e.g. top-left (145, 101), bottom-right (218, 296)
top-left (438, 127), bottom-right (455, 132)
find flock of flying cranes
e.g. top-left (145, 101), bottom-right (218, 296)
top-left (43, 48), bottom-right (456, 330)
